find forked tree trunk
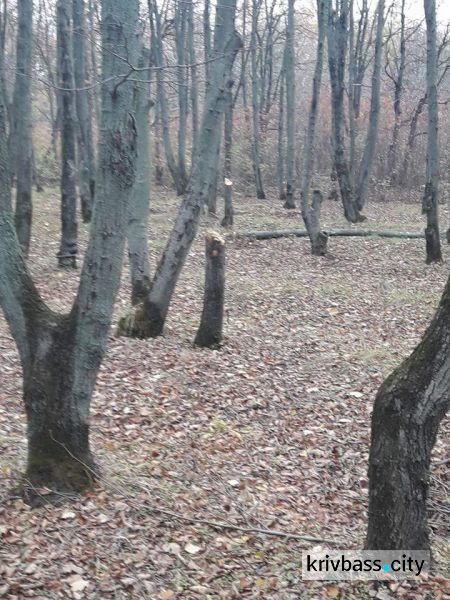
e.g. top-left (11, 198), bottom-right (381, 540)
top-left (117, 0), bottom-right (242, 339)
top-left (301, 0), bottom-right (329, 255)
top-left (57, 0), bottom-right (78, 268)
top-left (422, 0), bottom-right (441, 264)
top-left (327, 0), bottom-right (365, 223)
top-left (13, 0), bottom-right (33, 256)
top-left (194, 232), bottom-right (225, 348)
top-left (0, 0), bottom-right (139, 496)
top-left (367, 276), bottom-right (450, 549)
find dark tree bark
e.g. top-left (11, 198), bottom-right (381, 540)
top-left (57, 0), bottom-right (78, 268)
top-left (367, 276), bottom-right (450, 549)
top-left (0, 0), bottom-right (139, 496)
top-left (194, 232), bottom-right (225, 348)
top-left (422, 0), bottom-right (442, 264)
top-left (13, 0), bottom-right (34, 257)
top-left (250, 0), bottom-right (265, 199)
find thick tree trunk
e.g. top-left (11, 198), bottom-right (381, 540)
top-left (422, 0), bottom-right (441, 264)
top-left (0, 0), bottom-right (139, 496)
top-left (284, 0), bottom-right (296, 209)
top-left (13, 0), bottom-right (33, 257)
top-left (128, 50), bottom-right (151, 306)
top-left (194, 232), bottom-right (225, 348)
top-left (367, 276), bottom-right (450, 549)
top-left (57, 0), bottom-right (78, 268)
top-left (73, 0), bottom-right (96, 223)
top-left (117, 1), bottom-right (242, 339)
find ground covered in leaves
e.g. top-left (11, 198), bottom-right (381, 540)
top-left (0, 187), bottom-right (449, 598)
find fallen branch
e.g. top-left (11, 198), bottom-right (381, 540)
top-left (233, 228), bottom-right (430, 241)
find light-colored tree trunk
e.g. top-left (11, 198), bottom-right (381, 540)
top-left (57, 0), bottom-right (78, 268)
top-left (13, 0), bottom-right (33, 256)
top-left (250, 0), bottom-right (265, 199)
top-left (284, 0), bottom-right (296, 209)
top-left (355, 0), bottom-right (385, 211)
top-left (301, 0), bottom-right (329, 255)
top-left (422, 0), bottom-right (441, 264)
top-left (73, 0), bottom-right (96, 223)
top-left (174, 0), bottom-right (188, 191)
top-left (128, 48), bottom-right (151, 306)
top-left (0, 0), bottom-right (139, 496)
top-left (221, 87), bottom-right (234, 227)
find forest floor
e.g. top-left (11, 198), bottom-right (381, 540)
top-left (0, 186), bottom-right (449, 599)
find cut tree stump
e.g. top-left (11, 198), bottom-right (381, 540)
top-left (194, 231), bottom-right (225, 349)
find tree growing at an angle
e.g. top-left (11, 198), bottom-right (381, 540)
top-left (0, 0), bottom-right (139, 495)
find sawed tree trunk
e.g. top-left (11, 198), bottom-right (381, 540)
top-left (194, 232), bottom-right (225, 348)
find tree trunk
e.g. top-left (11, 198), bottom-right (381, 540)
top-left (327, 0), bottom-right (365, 223)
top-left (355, 0), bottom-right (385, 211)
top-left (174, 0), bottom-right (188, 191)
top-left (221, 88), bottom-right (234, 228)
top-left (399, 96), bottom-right (426, 186)
top-left (194, 232), bottom-right (225, 348)
top-left (301, 0), bottom-right (329, 255)
top-left (149, 0), bottom-right (185, 195)
top-left (57, 0), bottom-right (78, 268)
top-left (0, 0), bottom-right (139, 496)
top-left (128, 49), bottom-right (151, 306)
top-left (284, 0), bottom-right (296, 209)
top-left (387, 0), bottom-right (406, 185)
top-left (73, 0), bottom-right (96, 223)
top-left (187, 0), bottom-right (199, 158)
top-left (13, 0), bottom-right (33, 256)
top-left (250, 0), bottom-right (265, 199)
top-left (367, 276), bottom-right (450, 549)
top-left (117, 0), bottom-right (242, 339)
top-left (422, 0), bottom-right (441, 264)
top-left (277, 66), bottom-right (286, 201)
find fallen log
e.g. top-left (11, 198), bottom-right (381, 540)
top-left (233, 228), bottom-right (430, 241)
